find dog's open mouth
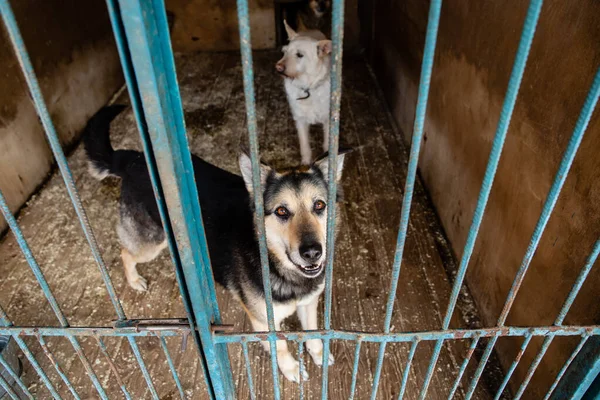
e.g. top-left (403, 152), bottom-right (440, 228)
top-left (296, 263), bottom-right (323, 276)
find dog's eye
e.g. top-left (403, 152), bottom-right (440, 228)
top-left (275, 206), bottom-right (290, 218)
top-left (296, 52), bottom-right (304, 58)
top-left (314, 200), bottom-right (326, 212)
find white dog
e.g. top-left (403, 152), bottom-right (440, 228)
top-left (276, 21), bottom-right (332, 164)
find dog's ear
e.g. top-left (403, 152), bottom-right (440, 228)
top-left (239, 151), bottom-right (273, 194)
top-left (317, 40), bottom-right (332, 57)
top-left (283, 19), bottom-right (298, 41)
top-left (312, 147), bottom-right (352, 182)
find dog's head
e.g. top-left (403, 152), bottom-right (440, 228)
top-left (239, 150), bottom-right (349, 279)
top-left (309, 0), bottom-right (331, 17)
top-left (275, 21), bottom-right (331, 82)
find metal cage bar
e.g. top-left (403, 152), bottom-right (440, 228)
top-left (115, 0), bottom-right (235, 398)
top-left (348, 339), bottom-right (362, 400)
top-left (0, 305), bottom-right (61, 399)
top-left (0, 189), bottom-right (109, 399)
top-left (0, 0), bottom-right (125, 321)
top-left (371, 0), bottom-right (443, 396)
top-left (493, 333), bottom-right (533, 400)
top-left (0, 374), bottom-right (19, 400)
top-left (95, 336), bottom-right (133, 400)
top-left (466, 66), bottom-right (600, 397)
top-left (157, 335), bottom-right (186, 400)
top-left (447, 336), bottom-right (480, 400)
top-left (513, 240), bottom-right (600, 399)
top-left (418, 0), bottom-right (543, 398)
top-left (398, 339), bottom-right (419, 400)
top-left (241, 340), bottom-right (256, 400)
top-left (543, 335), bottom-right (590, 400)
top-left (36, 335), bottom-right (81, 400)
top-left (234, 1), bottom-right (280, 397)
top-left (0, 354), bottom-right (33, 400)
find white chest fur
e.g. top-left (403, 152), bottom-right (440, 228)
top-left (285, 79), bottom-right (331, 126)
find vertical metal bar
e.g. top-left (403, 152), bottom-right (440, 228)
top-left (0, 373), bottom-right (19, 400)
top-left (116, 0), bottom-right (234, 397)
top-left (234, 1), bottom-right (280, 397)
top-left (95, 336), bottom-right (132, 400)
top-left (493, 334), bottom-right (533, 400)
top-left (0, 0), bottom-right (125, 320)
top-left (370, 0), bottom-right (442, 397)
top-left (398, 340), bottom-right (419, 400)
top-left (241, 340), bottom-right (256, 400)
top-left (348, 339), bottom-right (362, 400)
top-left (419, 1), bottom-right (543, 397)
top-left (463, 334), bottom-right (498, 400)
top-left (0, 306), bottom-right (61, 399)
top-left (0, 354), bottom-right (34, 400)
top-left (298, 341), bottom-right (305, 400)
top-left (36, 335), bottom-right (81, 400)
top-left (104, 0), bottom-right (213, 393)
top-left (126, 337), bottom-right (159, 400)
top-left (156, 335), bottom-right (186, 400)
top-left (544, 335), bottom-right (590, 400)
top-left (0, 190), bottom-right (108, 399)
top-left (321, 0), bottom-right (346, 395)
top-left (513, 240), bottom-right (600, 400)
top-left (463, 64), bottom-right (600, 399)
top-left (447, 336), bottom-right (480, 400)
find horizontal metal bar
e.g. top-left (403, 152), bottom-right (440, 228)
top-left (213, 326), bottom-right (600, 344)
top-left (2, 324), bottom-right (600, 341)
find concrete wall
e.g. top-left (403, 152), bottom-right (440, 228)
top-left (366, 0), bottom-right (600, 397)
top-left (0, 0), bottom-right (123, 232)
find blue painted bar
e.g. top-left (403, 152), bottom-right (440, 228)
top-left (544, 335), bottom-right (590, 400)
top-left (419, 1), bottom-right (543, 398)
top-left (464, 334), bottom-right (498, 400)
top-left (96, 336), bottom-right (132, 400)
top-left (0, 188), bottom-right (108, 399)
top-left (298, 341), bottom-right (305, 400)
top-left (493, 334), bottom-right (533, 400)
top-left (348, 339), bottom-right (362, 400)
top-left (370, 342), bottom-right (388, 400)
top-left (241, 340), bottom-right (256, 400)
top-left (463, 64), bottom-right (600, 399)
top-left (212, 325), bottom-right (600, 344)
top-left (398, 340), bottom-right (419, 400)
top-left (234, 1), bottom-right (280, 397)
top-left (37, 335), bottom-right (81, 400)
top-left (447, 336), bottom-right (480, 400)
top-left (104, 0), bottom-right (212, 391)
top-left (0, 373), bottom-right (18, 400)
top-left (117, 0), bottom-right (234, 397)
top-left (126, 337), bottom-right (159, 400)
top-left (514, 240), bottom-right (600, 399)
top-left (0, 354), bottom-right (33, 400)
top-left (157, 335), bottom-right (186, 400)
top-left (557, 336), bottom-right (600, 400)
top-left (0, 306), bottom-right (60, 399)
top-left (321, 0), bottom-right (345, 396)
top-left (0, 0), bottom-right (125, 320)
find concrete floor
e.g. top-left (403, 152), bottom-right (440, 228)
top-left (0, 52), bottom-right (507, 399)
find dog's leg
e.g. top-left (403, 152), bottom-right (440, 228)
top-left (248, 314), bottom-right (308, 382)
top-left (120, 241), bottom-right (167, 292)
top-left (121, 248), bottom-right (147, 292)
top-left (322, 119), bottom-right (329, 153)
top-left (297, 296), bottom-right (334, 367)
top-left (296, 120), bottom-right (312, 165)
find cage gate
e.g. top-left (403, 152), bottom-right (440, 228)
top-left (0, 0), bottom-right (599, 399)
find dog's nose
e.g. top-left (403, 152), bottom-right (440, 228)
top-left (300, 242), bottom-right (322, 263)
top-left (275, 63), bottom-right (285, 73)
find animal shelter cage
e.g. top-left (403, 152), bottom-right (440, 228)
top-left (0, 0), bottom-right (599, 399)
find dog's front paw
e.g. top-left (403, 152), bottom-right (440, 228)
top-left (279, 358), bottom-right (309, 383)
top-left (128, 275), bottom-right (148, 292)
top-left (309, 348), bottom-right (335, 367)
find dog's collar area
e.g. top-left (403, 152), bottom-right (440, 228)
top-left (297, 88), bottom-right (311, 100)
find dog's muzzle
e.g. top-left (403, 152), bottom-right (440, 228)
top-left (297, 262), bottom-right (323, 276)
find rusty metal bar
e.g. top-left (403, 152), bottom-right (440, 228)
top-left (493, 334), bottom-right (533, 400)
top-left (447, 336), bottom-right (480, 399)
top-left (36, 335), bottom-right (80, 400)
top-left (95, 336), bottom-right (132, 400)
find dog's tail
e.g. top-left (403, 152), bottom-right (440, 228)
top-left (83, 105), bottom-right (127, 180)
